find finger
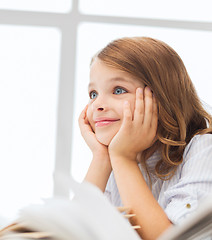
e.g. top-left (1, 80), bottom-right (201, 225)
top-left (146, 93), bottom-right (158, 144)
top-left (121, 101), bottom-right (133, 129)
top-left (134, 88), bottom-right (144, 124)
top-left (78, 105), bottom-right (88, 125)
top-left (143, 86), bottom-right (153, 127)
top-left (150, 94), bottom-right (158, 132)
top-left (78, 105), bottom-right (93, 133)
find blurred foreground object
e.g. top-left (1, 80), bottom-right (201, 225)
top-left (0, 173), bottom-right (140, 240)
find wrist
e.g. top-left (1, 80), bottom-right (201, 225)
top-left (92, 149), bottom-right (110, 160)
top-left (85, 158), bottom-right (112, 191)
top-left (109, 150), bottom-right (137, 163)
top-left (91, 150), bottom-right (112, 171)
top-left (110, 154), bottom-right (138, 173)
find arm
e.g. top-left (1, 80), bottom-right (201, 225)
top-left (111, 156), bottom-right (171, 239)
top-left (109, 87), bottom-right (171, 239)
top-left (79, 105), bottom-right (112, 192)
top-left (84, 152), bottom-right (112, 192)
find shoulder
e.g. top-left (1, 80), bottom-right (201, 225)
top-left (187, 133), bottom-right (212, 147)
top-left (163, 134), bottom-right (212, 223)
top-left (180, 133), bottom-right (212, 176)
top-left (183, 133), bottom-right (212, 159)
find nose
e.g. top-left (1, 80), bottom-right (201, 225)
top-left (97, 107), bottom-right (104, 111)
top-left (92, 95), bottom-right (107, 112)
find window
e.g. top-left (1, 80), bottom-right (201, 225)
top-left (0, 0), bottom-right (72, 13)
top-left (0, 25), bottom-right (61, 223)
top-left (79, 0), bottom-right (212, 22)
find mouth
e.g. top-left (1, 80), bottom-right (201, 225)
top-left (94, 118), bottom-right (120, 127)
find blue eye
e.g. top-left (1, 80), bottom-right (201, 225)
top-left (89, 91), bottom-right (98, 99)
top-left (114, 87), bottom-right (127, 95)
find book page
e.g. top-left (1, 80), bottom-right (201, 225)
top-left (13, 173), bottom-right (141, 240)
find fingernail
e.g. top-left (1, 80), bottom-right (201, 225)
top-left (124, 101), bottom-right (129, 105)
top-left (138, 88), bottom-right (143, 94)
top-left (146, 86), bottom-right (151, 91)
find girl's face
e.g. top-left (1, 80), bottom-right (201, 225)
top-left (87, 59), bottom-right (145, 146)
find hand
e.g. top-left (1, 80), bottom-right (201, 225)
top-left (80, 106), bottom-right (112, 190)
top-left (108, 87), bottom-right (158, 161)
top-left (78, 105), bottom-right (109, 156)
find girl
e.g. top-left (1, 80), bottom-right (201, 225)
top-left (79, 37), bottom-right (212, 239)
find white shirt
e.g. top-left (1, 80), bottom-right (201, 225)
top-left (104, 134), bottom-right (212, 224)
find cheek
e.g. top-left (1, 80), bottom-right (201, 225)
top-left (126, 97), bottom-right (136, 115)
top-left (116, 98), bottom-right (136, 119)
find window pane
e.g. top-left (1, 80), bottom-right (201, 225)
top-left (79, 0), bottom-right (212, 22)
top-left (71, 22), bottom-right (212, 182)
top-left (0, 25), bottom-right (61, 225)
top-left (0, 0), bottom-right (72, 13)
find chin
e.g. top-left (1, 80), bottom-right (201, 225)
top-left (95, 131), bottom-right (117, 146)
top-left (96, 134), bottom-right (113, 146)
top-left (94, 124), bottom-right (120, 146)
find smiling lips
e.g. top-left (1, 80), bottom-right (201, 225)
top-left (95, 118), bottom-right (120, 127)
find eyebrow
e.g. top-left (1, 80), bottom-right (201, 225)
top-left (88, 77), bottom-right (133, 89)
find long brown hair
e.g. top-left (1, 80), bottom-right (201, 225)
top-left (94, 37), bottom-right (212, 179)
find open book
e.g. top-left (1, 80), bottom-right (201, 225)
top-left (0, 173), bottom-right (141, 240)
top-left (1, 173), bottom-right (212, 240)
